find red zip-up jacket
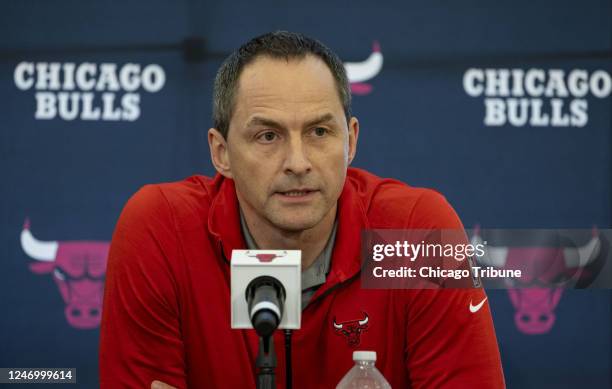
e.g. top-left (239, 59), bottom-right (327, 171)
top-left (99, 167), bottom-right (505, 388)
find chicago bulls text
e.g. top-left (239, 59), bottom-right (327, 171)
top-left (14, 62), bottom-right (166, 121)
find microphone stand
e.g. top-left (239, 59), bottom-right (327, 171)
top-left (284, 329), bottom-right (293, 389)
top-left (256, 335), bottom-right (276, 389)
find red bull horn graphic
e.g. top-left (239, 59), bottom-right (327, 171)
top-left (471, 228), bottom-right (603, 335)
top-left (245, 250), bottom-right (287, 263)
top-left (20, 219), bottom-right (109, 329)
top-left (333, 312), bottom-right (370, 347)
top-left (344, 42), bottom-right (383, 95)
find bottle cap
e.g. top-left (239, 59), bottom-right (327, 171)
top-left (353, 351), bottom-right (376, 362)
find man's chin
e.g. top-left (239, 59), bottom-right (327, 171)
top-left (267, 213), bottom-right (322, 233)
top-left (272, 219), bottom-right (319, 233)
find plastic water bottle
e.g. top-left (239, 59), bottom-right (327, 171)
top-left (336, 351), bottom-right (392, 389)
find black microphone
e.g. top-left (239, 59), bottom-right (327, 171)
top-left (246, 276), bottom-right (286, 337)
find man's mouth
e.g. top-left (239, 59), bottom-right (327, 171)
top-left (280, 190), bottom-right (314, 197)
top-left (275, 189), bottom-right (318, 199)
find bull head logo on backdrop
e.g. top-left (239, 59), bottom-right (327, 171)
top-left (345, 41), bottom-right (383, 95)
top-left (471, 227), bottom-right (605, 335)
top-left (20, 219), bottom-right (109, 329)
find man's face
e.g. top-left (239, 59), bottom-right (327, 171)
top-left (211, 55), bottom-right (358, 232)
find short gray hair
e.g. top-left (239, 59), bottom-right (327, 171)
top-left (213, 31), bottom-right (352, 138)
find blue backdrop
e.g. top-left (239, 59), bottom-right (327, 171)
top-left (1, 1), bottom-right (611, 387)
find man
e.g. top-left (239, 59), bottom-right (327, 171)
top-left (99, 31), bottom-right (505, 388)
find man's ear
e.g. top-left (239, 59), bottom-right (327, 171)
top-left (208, 128), bottom-right (233, 178)
top-left (347, 117), bottom-right (359, 165)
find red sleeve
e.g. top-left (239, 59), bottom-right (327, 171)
top-left (99, 185), bottom-right (187, 389)
top-left (404, 190), bottom-right (506, 388)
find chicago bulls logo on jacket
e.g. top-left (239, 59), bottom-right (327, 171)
top-left (333, 311), bottom-right (369, 347)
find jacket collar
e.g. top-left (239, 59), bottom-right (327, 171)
top-left (207, 172), bottom-right (368, 285)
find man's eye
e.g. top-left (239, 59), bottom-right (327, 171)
top-left (257, 131), bottom-right (278, 142)
top-left (313, 127), bottom-right (328, 137)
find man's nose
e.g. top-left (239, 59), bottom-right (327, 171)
top-left (282, 137), bottom-right (312, 176)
